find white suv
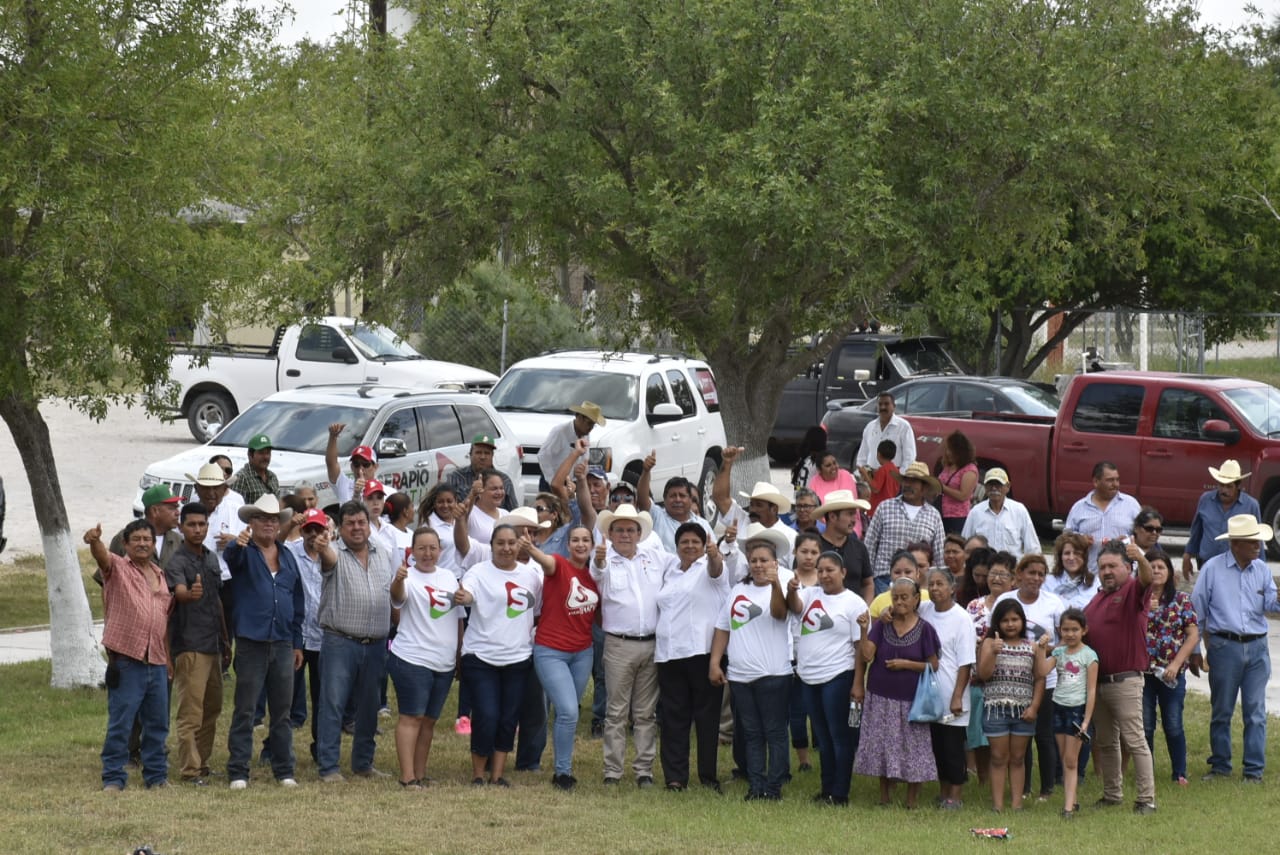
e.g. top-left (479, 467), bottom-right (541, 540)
top-left (136, 385), bottom-right (523, 514)
top-left (488, 351), bottom-right (727, 508)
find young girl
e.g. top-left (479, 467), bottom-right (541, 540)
top-left (1043, 608), bottom-right (1097, 818)
top-left (977, 599), bottom-right (1047, 812)
top-left (787, 532), bottom-right (824, 773)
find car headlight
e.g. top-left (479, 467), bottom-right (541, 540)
top-left (139, 474), bottom-right (160, 490)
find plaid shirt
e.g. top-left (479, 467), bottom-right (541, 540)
top-left (101, 552), bottom-right (173, 665)
top-left (228, 464), bottom-right (278, 505)
top-left (863, 497), bottom-right (945, 578)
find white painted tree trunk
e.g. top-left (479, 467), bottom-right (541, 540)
top-left (44, 527), bottom-right (104, 688)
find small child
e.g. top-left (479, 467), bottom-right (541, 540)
top-left (859, 440), bottom-right (900, 517)
top-left (977, 598), bottom-right (1049, 812)
top-left (1043, 608), bottom-right (1097, 819)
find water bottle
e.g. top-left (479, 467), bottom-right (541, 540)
top-left (848, 701), bottom-right (862, 728)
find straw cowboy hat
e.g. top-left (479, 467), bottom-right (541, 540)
top-left (596, 503), bottom-right (653, 540)
top-left (813, 489), bottom-right (870, 517)
top-left (893, 460), bottom-right (942, 493)
top-left (740, 522), bottom-right (791, 557)
top-left (568, 401), bottom-right (607, 427)
top-left (1214, 514), bottom-right (1274, 542)
top-left (237, 494), bottom-right (294, 525)
top-left (1208, 459), bottom-right (1251, 485)
top-left (497, 507), bottom-right (552, 530)
top-left (186, 462), bottom-right (229, 486)
top-left (738, 481), bottom-right (793, 514)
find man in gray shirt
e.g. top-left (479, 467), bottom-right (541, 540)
top-left (314, 500), bottom-right (397, 783)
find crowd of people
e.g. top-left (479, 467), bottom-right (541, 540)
top-left (90, 393), bottom-right (1279, 818)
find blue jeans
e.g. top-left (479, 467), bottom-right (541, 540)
top-left (1142, 672), bottom-right (1187, 780)
top-left (731, 674), bottom-right (791, 797)
top-left (462, 654), bottom-right (532, 757)
top-left (102, 657), bottom-right (169, 788)
top-left (1206, 633), bottom-right (1271, 777)
top-left (873, 575), bottom-right (891, 596)
top-left (591, 624), bottom-right (607, 725)
top-left (533, 644), bottom-right (593, 775)
top-left (316, 632), bottom-right (387, 777)
top-left (803, 671), bottom-right (857, 800)
top-left (227, 639), bottom-right (296, 781)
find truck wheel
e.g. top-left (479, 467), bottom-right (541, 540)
top-left (698, 457), bottom-right (720, 521)
top-left (187, 391), bottom-right (235, 443)
top-left (1263, 494), bottom-right (1280, 561)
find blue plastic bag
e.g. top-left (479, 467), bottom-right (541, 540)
top-left (908, 664), bottom-right (944, 723)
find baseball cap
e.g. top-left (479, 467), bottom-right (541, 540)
top-left (247, 434), bottom-right (273, 451)
top-left (609, 479), bottom-right (637, 497)
top-left (350, 445), bottom-right (377, 463)
top-left (363, 478), bottom-right (387, 498)
top-left (471, 434), bottom-right (497, 448)
top-left (586, 465), bottom-right (608, 482)
top-left (300, 508), bottom-right (329, 529)
top-left (984, 467), bottom-right (1010, 485)
top-left (141, 484), bottom-right (182, 509)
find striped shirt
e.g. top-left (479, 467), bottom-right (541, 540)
top-left (319, 538), bottom-right (396, 639)
top-left (101, 553), bottom-right (172, 665)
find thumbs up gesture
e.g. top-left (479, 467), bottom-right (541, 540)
top-left (191, 574), bottom-right (204, 599)
top-left (454, 581), bottom-right (472, 606)
top-left (594, 541), bottom-right (608, 568)
top-left (83, 524), bottom-right (103, 545)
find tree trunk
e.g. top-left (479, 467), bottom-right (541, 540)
top-left (0, 394), bottom-right (103, 688)
top-left (704, 352), bottom-right (785, 495)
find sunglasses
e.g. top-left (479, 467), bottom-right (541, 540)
top-left (794, 503), bottom-right (818, 511)
top-left (610, 493), bottom-right (634, 502)
top-left (221, 468), bottom-right (233, 477)
top-left (534, 505), bottom-right (552, 514)
top-left (1141, 525), bottom-right (1163, 535)
top-left (352, 460), bottom-right (375, 469)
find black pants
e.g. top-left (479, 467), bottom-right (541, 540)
top-left (657, 654), bottom-right (721, 786)
top-left (1024, 686), bottom-right (1058, 795)
top-left (515, 665), bottom-right (548, 770)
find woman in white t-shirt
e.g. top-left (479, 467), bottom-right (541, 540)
top-left (921, 567), bottom-right (977, 809)
top-left (463, 470), bottom-right (507, 546)
top-left (709, 542), bottom-right (792, 801)
top-left (387, 528), bottom-right (463, 789)
top-left (418, 484), bottom-right (465, 577)
top-left (384, 493), bottom-right (416, 555)
top-left (454, 524), bottom-right (543, 788)
top-left (787, 550), bottom-right (867, 806)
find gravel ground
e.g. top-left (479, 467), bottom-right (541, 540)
top-left (0, 401), bottom-right (195, 561)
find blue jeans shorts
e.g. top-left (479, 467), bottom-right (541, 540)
top-left (983, 705), bottom-right (1036, 738)
top-left (1052, 702), bottom-right (1086, 736)
top-left (387, 653), bottom-right (454, 719)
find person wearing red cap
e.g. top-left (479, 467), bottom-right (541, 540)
top-left (284, 508), bottom-right (333, 765)
top-left (326, 422), bottom-right (380, 504)
top-left (362, 478), bottom-right (399, 556)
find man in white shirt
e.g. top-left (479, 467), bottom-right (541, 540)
top-left (538, 401), bottom-right (605, 490)
top-left (855, 392), bottom-right (916, 470)
top-left (591, 504), bottom-right (665, 788)
top-left (712, 445), bottom-right (795, 566)
top-left (962, 467), bottom-right (1040, 556)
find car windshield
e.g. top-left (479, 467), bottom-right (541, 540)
top-left (339, 322), bottom-right (423, 361)
top-left (1000, 384), bottom-right (1059, 416)
top-left (215, 402), bottom-right (377, 455)
top-left (490, 368), bottom-right (639, 421)
top-left (886, 341), bottom-right (960, 377)
top-left (1222, 385), bottom-right (1280, 436)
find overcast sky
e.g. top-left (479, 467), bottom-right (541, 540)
top-left (261, 0), bottom-right (1279, 44)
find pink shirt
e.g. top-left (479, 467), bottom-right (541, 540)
top-left (809, 468), bottom-right (856, 503)
top-left (939, 463), bottom-right (977, 520)
top-left (102, 553), bottom-right (172, 665)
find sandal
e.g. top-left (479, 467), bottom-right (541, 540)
top-left (399, 779), bottom-right (423, 790)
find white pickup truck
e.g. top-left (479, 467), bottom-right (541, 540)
top-left (157, 317), bottom-right (498, 441)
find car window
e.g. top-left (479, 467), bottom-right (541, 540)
top-left (379, 407), bottom-right (422, 453)
top-left (489, 368), bottom-right (639, 421)
top-left (687, 368), bottom-right (720, 413)
top-left (1071, 383), bottom-right (1145, 435)
top-left (294, 324), bottom-right (345, 363)
top-left (833, 342), bottom-right (874, 380)
top-left (902, 382), bottom-right (949, 413)
top-left (666, 370), bottom-right (697, 417)
top-left (1153, 389), bottom-right (1229, 440)
top-left (646, 373), bottom-right (671, 412)
top-left (416, 404), bottom-right (463, 449)
top-left (215, 402), bottom-right (375, 454)
top-left (954, 384), bottom-right (998, 412)
top-left (456, 405), bottom-right (500, 442)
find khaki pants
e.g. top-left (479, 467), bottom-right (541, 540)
top-left (602, 636), bottom-right (658, 780)
top-left (173, 651), bottom-right (222, 779)
top-left (1094, 675), bottom-right (1155, 805)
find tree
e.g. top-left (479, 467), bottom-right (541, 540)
top-left (0, 1), bottom-right (275, 687)
top-left (276, 0), bottom-right (1269, 488)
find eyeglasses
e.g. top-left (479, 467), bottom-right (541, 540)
top-left (794, 504), bottom-right (818, 511)
top-left (1141, 525), bottom-right (1163, 535)
top-left (988, 571), bottom-right (1012, 579)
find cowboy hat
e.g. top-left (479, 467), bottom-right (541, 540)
top-left (186, 462), bottom-right (230, 486)
top-left (740, 522), bottom-right (791, 557)
top-left (497, 507), bottom-right (553, 530)
top-left (568, 401), bottom-right (606, 427)
top-left (1214, 513), bottom-right (1274, 542)
top-left (738, 481), bottom-right (793, 514)
top-left (237, 494), bottom-right (294, 525)
top-left (893, 461), bottom-right (942, 492)
top-left (1208, 459), bottom-right (1251, 485)
top-left (813, 489), bottom-right (870, 517)
top-left (596, 503), bottom-right (653, 541)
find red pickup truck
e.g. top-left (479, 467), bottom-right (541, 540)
top-left (906, 371), bottom-right (1280, 543)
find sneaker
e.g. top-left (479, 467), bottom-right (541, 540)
top-left (320, 772), bottom-right (345, 784)
top-left (379, 706), bottom-right (392, 718)
top-left (1133, 802), bottom-right (1157, 815)
top-left (491, 777), bottom-right (511, 788)
top-left (1201, 770), bottom-right (1231, 782)
top-left (354, 767), bottom-right (391, 779)
top-left (454, 716), bottom-right (472, 735)
top-left (278, 777), bottom-right (298, 787)
top-left (603, 777), bottom-right (621, 786)
top-left (229, 779), bottom-right (248, 790)
top-left (102, 782), bottom-right (124, 793)
top-left (636, 776), bottom-right (654, 789)
top-left (145, 780), bottom-right (170, 790)
top-left (1244, 775), bottom-right (1264, 785)
top-left (1061, 809), bottom-right (1076, 820)
top-left (183, 777), bottom-right (209, 788)
top-left (551, 774), bottom-right (576, 791)
top-left (1094, 797), bottom-right (1122, 808)
top-left (665, 781), bottom-right (686, 792)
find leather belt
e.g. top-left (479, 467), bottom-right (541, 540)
top-left (327, 629), bottom-right (384, 645)
top-left (1213, 631), bottom-right (1266, 643)
top-left (607, 632), bottom-right (656, 642)
top-left (1099, 670), bottom-right (1141, 684)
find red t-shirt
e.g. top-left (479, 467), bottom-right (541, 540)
top-left (1082, 575), bottom-right (1150, 675)
top-left (868, 462), bottom-right (900, 517)
top-left (534, 555), bottom-right (601, 653)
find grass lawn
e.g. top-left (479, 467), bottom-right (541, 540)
top-left (2, 660), bottom-right (1279, 854)
top-left (0, 552), bottom-right (102, 628)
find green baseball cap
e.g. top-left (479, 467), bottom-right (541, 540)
top-left (247, 434), bottom-right (273, 451)
top-left (141, 484), bottom-right (181, 509)
top-left (471, 434), bottom-right (497, 448)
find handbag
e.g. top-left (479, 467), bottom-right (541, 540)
top-left (907, 663), bottom-right (944, 723)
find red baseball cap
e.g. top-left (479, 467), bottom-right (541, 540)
top-left (300, 508), bottom-right (329, 529)
top-left (351, 445), bottom-right (377, 463)
top-left (363, 478), bottom-right (387, 498)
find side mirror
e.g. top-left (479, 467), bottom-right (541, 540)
top-left (377, 437), bottom-right (408, 459)
top-left (331, 345), bottom-right (358, 364)
top-left (1201, 419), bottom-right (1240, 444)
top-left (647, 402), bottom-right (683, 425)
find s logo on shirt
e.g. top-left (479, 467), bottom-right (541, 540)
top-left (801, 600), bottom-right (835, 635)
top-left (506, 581), bottom-right (534, 618)
top-left (730, 594), bottom-right (763, 630)
top-left (565, 576), bottom-right (599, 616)
top-left (425, 586), bottom-right (454, 619)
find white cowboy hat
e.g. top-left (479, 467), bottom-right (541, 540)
top-left (236, 494), bottom-right (294, 525)
top-left (497, 507), bottom-right (552, 531)
top-left (738, 481), bottom-right (792, 514)
top-left (1208, 459), bottom-right (1251, 485)
top-left (740, 522), bottom-right (791, 557)
top-left (893, 460), bottom-right (942, 493)
top-left (186, 462), bottom-right (229, 486)
top-left (596, 503), bottom-right (653, 541)
top-left (568, 401), bottom-right (606, 427)
top-left (813, 489), bottom-right (870, 517)
top-left (1214, 513), bottom-right (1274, 542)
